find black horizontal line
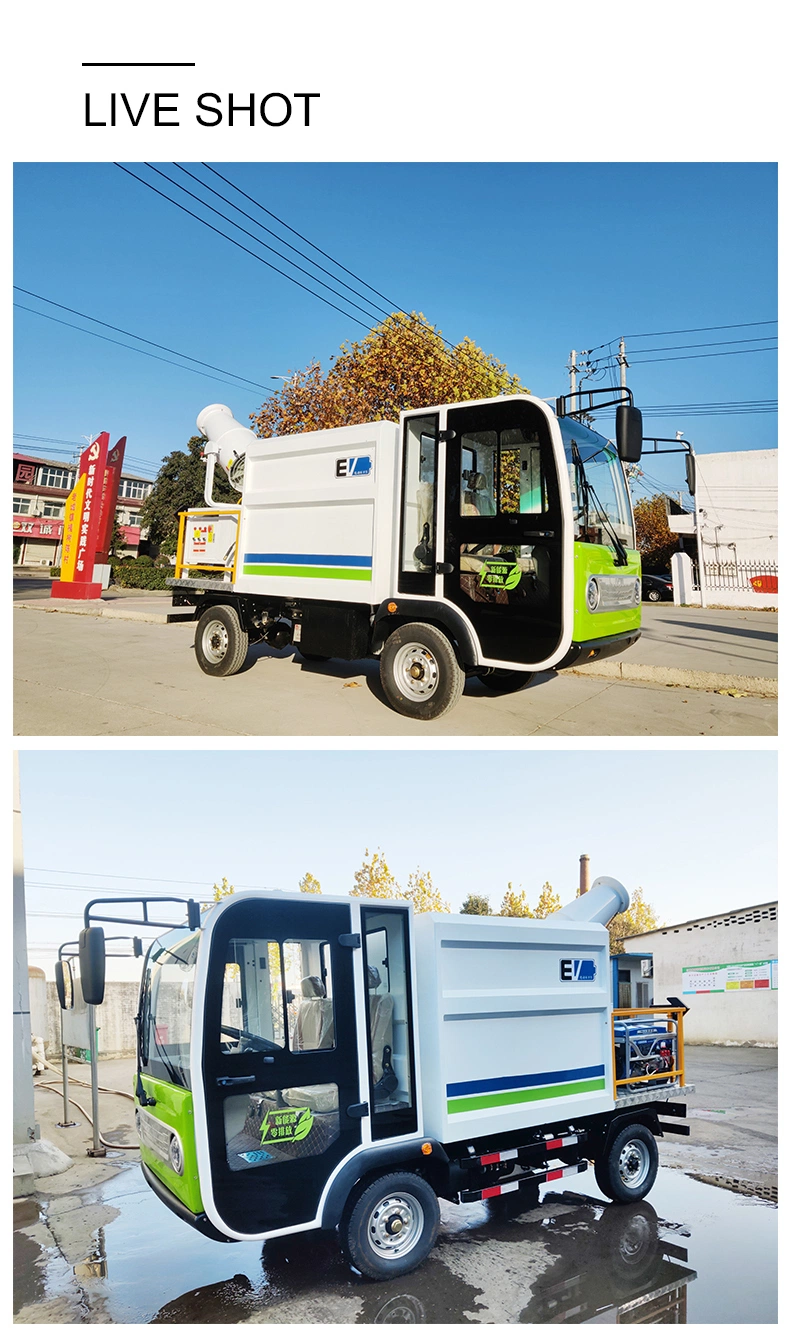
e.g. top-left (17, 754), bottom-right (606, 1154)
top-left (82, 62), bottom-right (195, 67)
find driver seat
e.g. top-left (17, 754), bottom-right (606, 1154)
top-left (291, 975), bottom-right (334, 1052)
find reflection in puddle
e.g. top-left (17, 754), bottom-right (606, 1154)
top-left (689, 1174), bottom-right (778, 1204)
top-left (16, 1162), bottom-right (778, 1324)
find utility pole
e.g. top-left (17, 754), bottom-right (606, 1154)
top-left (694, 466), bottom-right (707, 609)
top-left (617, 337), bottom-right (628, 390)
top-left (568, 350), bottom-right (578, 413)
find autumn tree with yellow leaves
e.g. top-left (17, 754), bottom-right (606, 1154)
top-left (607, 886), bottom-right (660, 954)
top-left (251, 312), bottom-right (528, 438)
top-left (350, 848), bottom-right (450, 913)
top-left (298, 872), bottom-right (322, 894)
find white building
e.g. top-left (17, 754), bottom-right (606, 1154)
top-left (668, 448), bottom-right (778, 607)
top-left (626, 901), bottom-right (777, 1046)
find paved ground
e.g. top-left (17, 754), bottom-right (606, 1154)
top-left (14, 604), bottom-right (777, 736)
top-left (14, 1047), bottom-right (777, 1323)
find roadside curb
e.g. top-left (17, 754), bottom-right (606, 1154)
top-left (14, 599), bottom-right (194, 626)
top-left (569, 659), bottom-right (778, 698)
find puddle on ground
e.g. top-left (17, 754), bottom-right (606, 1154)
top-left (16, 1161), bottom-right (777, 1323)
top-left (688, 1174), bottom-right (778, 1204)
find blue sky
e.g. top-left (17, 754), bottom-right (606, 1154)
top-left (14, 163), bottom-right (776, 501)
top-left (20, 750), bottom-right (776, 980)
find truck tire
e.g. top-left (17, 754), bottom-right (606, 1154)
top-left (594, 1123), bottom-right (659, 1203)
top-left (195, 605), bottom-right (249, 677)
top-left (477, 669), bottom-right (534, 694)
top-left (341, 1171), bottom-right (440, 1280)
top-left (379, 624), bottom-right (464, 720)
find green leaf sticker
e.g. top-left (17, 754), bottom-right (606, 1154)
top-left (292, 1108), bottom-right (314, 1141)
top-left (479, 560), bottom-right (522, 591)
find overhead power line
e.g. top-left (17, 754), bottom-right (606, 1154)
top-left (14, 286), bottom-right (273, 394)
top-left (627, 346), bottom-right (777, 365)
top-left (114, 163), bottom-right (374, 332)
top-left (14, 303), bottom-right (267, 398)
top-left (174, 163), bottom-right (393, 321)
top-left (203, 162), bottom-right (401, 311)
top-left (624, 319), bottom-right (777, 338)
top-left (147, 163), bottom-right (387, 325)
top-left (119, 163), bottom-right (496, 381)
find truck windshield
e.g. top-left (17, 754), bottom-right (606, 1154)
top-left (559, 418), bottom-right (635, 548)
top-left (139, 927), bottom-right (200, 1090)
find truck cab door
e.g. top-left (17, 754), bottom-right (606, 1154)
top-left (199, 896), bottom-right (362, 1237)
top-left (442, 398), bottom-right (565, 666)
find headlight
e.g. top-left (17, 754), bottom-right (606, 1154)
top-left (586, 578), bottom-right (600, 612)
top-left (168, 1133), bottom-right (184, 1175)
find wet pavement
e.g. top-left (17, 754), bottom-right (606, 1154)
top-left (14, 1159), bottom-right (777, 1323)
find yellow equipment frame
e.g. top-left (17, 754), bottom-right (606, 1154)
top-left (174, 508), bottom-right (240, 583)
top-left (611, 1005), bottom-right (686, 1093)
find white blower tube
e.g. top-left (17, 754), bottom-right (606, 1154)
top-left (197, 403), bottom-right (256, 501)
top-left (553, 876), bottom-right (630, 926)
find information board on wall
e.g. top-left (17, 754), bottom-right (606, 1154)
top-left (682, 960), bottom-right (778, 994)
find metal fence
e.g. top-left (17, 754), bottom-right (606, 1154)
top-left (692, 559), bottom-right (778, 592)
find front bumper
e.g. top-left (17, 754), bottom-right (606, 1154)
top-left (553, 629), bottom-right (640, 671)
top-left (141, 1160), bottom-right (237, 1244)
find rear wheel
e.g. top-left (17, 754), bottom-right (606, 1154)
top-left (195, 605), bottom-right (249, 677)
top-left (341, 1171), bottom-right (440, 1280)
top-left (477, 669), bottom-right (534, 694)
top-left (594, 1123), bottom-right (659, 1203)
top-left (647, 588), bottom-right (662, 602)
top-left (379, 623), bottom-right (464, 721)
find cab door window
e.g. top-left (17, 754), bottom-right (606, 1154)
top-left (361, 908), bottom-right (418, 1139)
top-left (220, 937), bottom-right (336, 1054)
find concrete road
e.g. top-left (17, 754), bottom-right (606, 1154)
top-left (597, 603), bottom-right (778, 678)
top-left (14, 606), bottom-right (777, 736)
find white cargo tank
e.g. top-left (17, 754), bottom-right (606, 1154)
top-left (195, 404), bottom-right (401, 603)
top-left (413, 878), bottom-right (629, 1144)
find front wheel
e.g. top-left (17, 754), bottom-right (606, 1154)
top-left (477, 669), bottom-right (534, 694)
top-left (379, 623), bottom-right (464, 720)
top-left (594, 1123), bottom-right (659, 1203)
top-left (195, 605), bottom-right (249, 677)
top-left (647, 589), bottom-right (662, 603)
top-left (341, 1171), bottom-right (440, 1280)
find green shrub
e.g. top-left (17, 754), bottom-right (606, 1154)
top-left (135, 554), bottom-right (154, 566)
top-left (49, 566), bottom-right (61, 578)
top-left (112, 563), bottom-right (172, 590)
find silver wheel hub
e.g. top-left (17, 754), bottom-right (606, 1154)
top-left (618, 1139), bottom-right (650, 1188)
top-left (203, 619), bottom-right (229, 663)
top-left (368, 1192), bottom-right (425, 1260)
top-left (392, 644), bottom-right (439, 700)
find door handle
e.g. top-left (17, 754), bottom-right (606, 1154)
top-left (216, 1075), bottom-right (256, 1087)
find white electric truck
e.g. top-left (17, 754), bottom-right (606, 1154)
top-left (168, 392), bottom-right (644, 719)
top-left (79, 877), bottom-right (691, 1279)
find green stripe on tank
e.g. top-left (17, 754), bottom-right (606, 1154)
top-left (243, 564), bottom-right (372, 581)
top-left (447, 1075), bottom-right (605, 1115)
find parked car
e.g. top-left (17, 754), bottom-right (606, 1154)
top-left (642, 573), bottom-right (673, 602)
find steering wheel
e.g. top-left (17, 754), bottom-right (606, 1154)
top-left (220, 1024), bottom-right (279, 1053)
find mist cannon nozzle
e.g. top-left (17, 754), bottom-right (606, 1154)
top-left (553, 876), bottom-right (630, 927)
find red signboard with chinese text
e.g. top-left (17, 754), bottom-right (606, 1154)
top-left (51, 434), bottom-right (110, 600)
top-left (95, 436), bottom-right (127, 563)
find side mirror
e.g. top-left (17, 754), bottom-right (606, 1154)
top-left (616, 405), bottom-right (642, 462)
top-left (55, 959), bottom-right (74, 1010)
top-left (79, 926), bottom-right (106, 1006)
top-left (685, 453), bottom-right (696, 496)
top-left (133, 936), bottom-right (143, 958)
top-left (188, 899), bottom-right (201, 931)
